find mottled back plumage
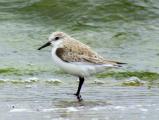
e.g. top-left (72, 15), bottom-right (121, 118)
top-left (55, 36), bottom-right (124, 66)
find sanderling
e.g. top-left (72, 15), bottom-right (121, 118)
top-left (38, 32), bottom-right (126, 101)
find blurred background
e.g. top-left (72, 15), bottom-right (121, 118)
top-left (1, 0), bottom-right (159, 78)
top-left (0, 0), bottom-right (159, 120)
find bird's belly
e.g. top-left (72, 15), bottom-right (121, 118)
top-left (51, 48), bottom-right (108, 77)
top-left (51, 52), bottom-right (98, 77)
top-left (53, 59), bottom-right (95, 76)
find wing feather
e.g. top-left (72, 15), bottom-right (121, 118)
top-left (55, 39), bottom-right (125, 66)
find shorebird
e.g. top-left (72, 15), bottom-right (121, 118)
top-left (38, 32), bottom-right (125, 101)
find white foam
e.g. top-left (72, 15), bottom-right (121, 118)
top-left (10, 108), bottom-right (32, 112)
top-left (90, 106), bottom-right (107, 111)
top-left (42, 108), bottom-right (56, 112)
top-left (66, 107), bottom-right (78, 112)
top-left (93, 79), bottom-right (105, 84)
top-left (52, 118), bottom-right (70, 120)
top-left (139, 108), bottom-right (148, 112)
top-left (0, 78), bottom-right (10, 82)
top-left (28, 77), bottom-right (39, 81)
top-left (91, 106), bottom-right (126, 111)
top-left (113, 106), bottom-right (126, 110)
top-left (46, 79), bottom-right (62, 84)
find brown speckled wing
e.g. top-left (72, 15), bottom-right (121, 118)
top-left (55, 39), bottom-right (124, 65)
top-left (55, 47), bottom-right (114, 65)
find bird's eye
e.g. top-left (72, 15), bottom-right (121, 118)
top-left (55, 37), bottom-right (59, 40)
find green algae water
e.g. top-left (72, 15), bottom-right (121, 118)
top-left (0, 0), bottom-right (159, 120)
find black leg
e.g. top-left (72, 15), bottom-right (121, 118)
top-left (74, 77), bottom-right (84, 101)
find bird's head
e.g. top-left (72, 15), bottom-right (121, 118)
top-left (38, 32), bottom-right (68, 50)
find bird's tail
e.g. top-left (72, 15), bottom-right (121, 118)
top-left (104, 60), bottom-right (127, 67)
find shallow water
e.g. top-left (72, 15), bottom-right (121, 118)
top-left (0, 0), bottom-right (159, 119)
top-left (0, 78), bottom-right (159, 120)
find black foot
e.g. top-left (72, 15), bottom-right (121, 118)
top-left (74, 93), bottom-right (83, 102)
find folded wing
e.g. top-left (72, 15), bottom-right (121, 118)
top-left (55, 40), bottom-right (126, 67)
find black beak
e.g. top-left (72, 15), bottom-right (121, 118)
top-left (38, 42), bottom-right (51, 50)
